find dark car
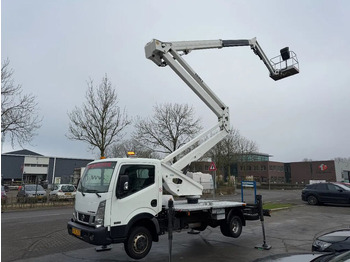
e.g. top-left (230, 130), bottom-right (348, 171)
top-left (301, 182), bottom-right (350, 205)
top-left (253, 251), bottom-right (350, 262)
top-left (312, 229), bottom-right (350, 253)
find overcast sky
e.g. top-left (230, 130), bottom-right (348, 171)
top-left (1, 0), bottom-right (349, 162)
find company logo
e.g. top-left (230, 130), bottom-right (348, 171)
top-left (318, 164), bottom-right (328, 171)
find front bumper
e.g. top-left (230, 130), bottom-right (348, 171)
top-left (67, 220), bottom-right (111, 246)
top-left (301, 193), bottom-right (306, 201)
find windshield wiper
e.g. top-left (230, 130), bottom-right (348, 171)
top-left (85, 189), bottom-right (101, 198)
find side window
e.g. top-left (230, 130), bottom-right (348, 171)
top-left (315, 183), bottom-right (327, 190)
top-left (117, 165), bottom-right (155, 198)
top-left (327, 184), bottom-right (338, 191)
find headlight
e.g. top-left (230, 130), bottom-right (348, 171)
top-left (95, 200), bottom-right (106, 228)
top-left (72, 208), bottom-right (77, 221)
top-left (314, 240), bottom-right (332, 251)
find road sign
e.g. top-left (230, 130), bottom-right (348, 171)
top-left (209, 162), bottom-right (217, 171)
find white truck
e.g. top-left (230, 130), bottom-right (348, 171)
top-left (67, 38), bottom-right (299, 259)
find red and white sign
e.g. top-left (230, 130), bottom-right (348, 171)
top-left (318, 164), bottom-right (328, 171)
top-left (209, 162), bottom-right (217, 171)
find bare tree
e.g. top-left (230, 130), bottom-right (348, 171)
top-left (1, 59), bottom-right (42, 147)
top-left (107, 139), bottom-right (160, 159)
top-left (133, 103), bottom-right (202, 160)
top-left (67, 75), bottom-right (131, 157)
top-left (207, 128), bottom-right (258, 179)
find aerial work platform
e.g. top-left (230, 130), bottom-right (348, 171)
top-left (269, 47), bottom-right (299, 81)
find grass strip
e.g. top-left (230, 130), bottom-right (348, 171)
top-left (263, 202), bottom-right (294, 210)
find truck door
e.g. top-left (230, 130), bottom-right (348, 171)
top-left (110, 164), bottom-right (160, 232)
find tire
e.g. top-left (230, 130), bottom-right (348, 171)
top-left (307, 195), bottom-right (318, 205)
top-left (220, 215), bottom-right (242, 238)
top-left (124, 226), bottom-right (152, 260)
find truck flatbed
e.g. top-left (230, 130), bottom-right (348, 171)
top-left (170, 199), bottom-right (246, 212)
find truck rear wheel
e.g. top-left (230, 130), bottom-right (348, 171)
top-left (124, 226), bottom-right (152, 260)
top-left (220, 215), bottom-right (242, 238)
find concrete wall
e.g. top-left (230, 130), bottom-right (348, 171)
top-left (334, 158), bottom-right (350, 182)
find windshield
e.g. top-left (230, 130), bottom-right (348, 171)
top-left (78, 161), bottom-right (117, 194)
top-left (337, 183), bottom-right (350, 191)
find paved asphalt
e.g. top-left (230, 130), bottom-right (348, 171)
top-left (2, 189), bottom-right (350, 262)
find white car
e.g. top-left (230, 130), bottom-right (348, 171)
top-left (49, 184), bottom-right (76, 199)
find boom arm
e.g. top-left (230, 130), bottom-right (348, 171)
top-left (145, 38), bottom-right (299, 197)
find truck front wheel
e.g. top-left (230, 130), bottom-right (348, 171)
top-left (124, 226), bottom-right (152, 260)
top-left (220, 215), bottom-right (242, 238)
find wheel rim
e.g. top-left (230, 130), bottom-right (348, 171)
top-left (231, 219), bottom-right (239, 234)
top-left (133, 234), bottom-right (148, 254)
top-left (308, 196), bottom-right (316, 205)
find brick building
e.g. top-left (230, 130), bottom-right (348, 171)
top-left (286, 161), bottom-right (336, 184)
top-left (189, 153), bottom-right (350, 185)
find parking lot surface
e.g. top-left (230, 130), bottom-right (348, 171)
top-left (5, 193), bottom-right (349, 262)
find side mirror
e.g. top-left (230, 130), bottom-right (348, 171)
top-left (117, 175), bottom-right (129, 198)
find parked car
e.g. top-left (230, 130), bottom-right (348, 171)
top-left (49, 184), bottom-right (76, 199)
top-left (253, 250), bottom-right (350, 262)
top-left (301, 182), bottom-right (350, 205)
top-left (17, 184), bottom-right (47, 202)
top-left (335, 182), bottom-right (350, 189)
top-left (312, 229), bottom-right (350, 253)
top-left (1, 186), bottom-right (7, 204)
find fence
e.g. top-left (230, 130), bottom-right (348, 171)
top-left (1, 190), bottom-right (74, 212)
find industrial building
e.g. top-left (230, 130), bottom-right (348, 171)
top-left (2, 150), bottom-right (349, 187)
top-left (1, 149), bottom-right (93, 186)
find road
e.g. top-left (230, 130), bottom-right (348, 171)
top-left (2, 189), bottom-right (349, 262)
top-left (1, 207), bottom-right (91, 261)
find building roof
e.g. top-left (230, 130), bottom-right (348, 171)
top-left (3, 149), bottom-right (43, 156)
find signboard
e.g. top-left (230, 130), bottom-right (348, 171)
top-left (209, 162), bottom-right (217, 171)
top-left (241, 181), bottom-right (255, 188)
top-left (241, 181), bottom-right (257, 204)
top-left (54, 177), bottom-right (61, 184)
top-left (318, 164), bottom-right (328, 171)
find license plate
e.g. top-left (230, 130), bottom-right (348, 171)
top-left (72, 227), bottom-right (81, 237)
top-left (65, 193), bottom-right (71, 195)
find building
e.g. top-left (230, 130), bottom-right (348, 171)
top-left (2, 150), bottom-right (349, 186)
top-left (286, 160), bottom-right (350, 184)
top-left (1, 150), bottom-right (93, 185)
top-left (189, 153), bottom-right (350, 185)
